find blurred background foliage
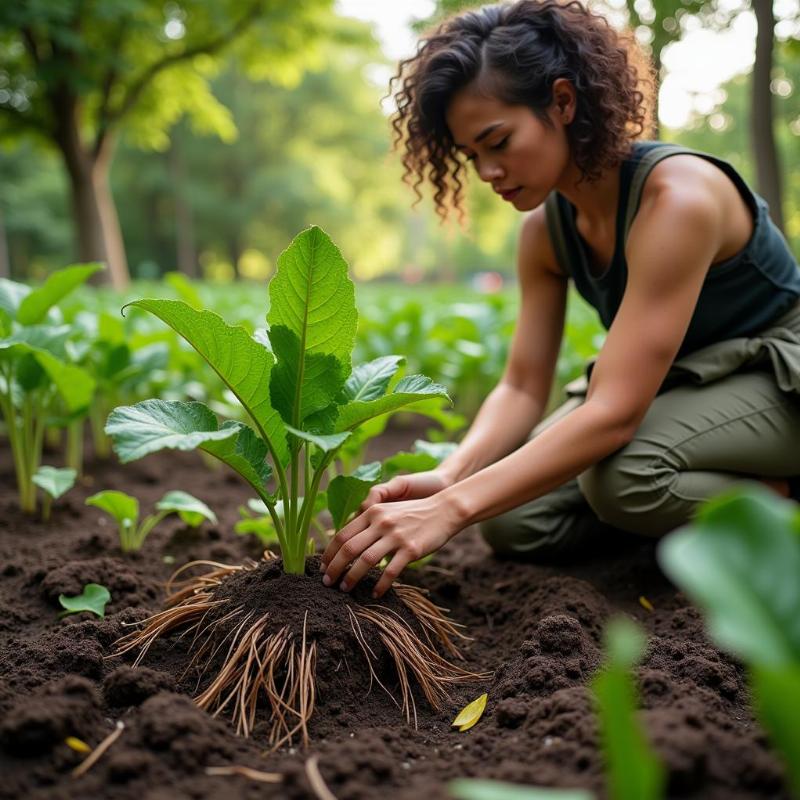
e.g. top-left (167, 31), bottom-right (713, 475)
top-left (0, 0), bottom-right (798, 286)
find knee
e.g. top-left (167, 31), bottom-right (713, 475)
top-left (578, 448), bottom-right (677, 536)
top-left (479, 512), bottom-right (527, 557)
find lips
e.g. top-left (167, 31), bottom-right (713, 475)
top-left (496, 187), bottom-right (522, 201)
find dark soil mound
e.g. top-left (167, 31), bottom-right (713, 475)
top-left (0, 433), bottom-right (792, 800)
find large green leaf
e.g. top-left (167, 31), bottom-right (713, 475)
top-left (17, 264), bottom-right (103, 325)
top-left (124, 299), bottom-right (289, 466)
top-left (106, 401), bottom-right (272, 495)
top-left (201, 421), bottom-right (273, 493)
top-left (0, 324), bottom-right (72, 359)
top-left (327, 461), bottom-right (382, 530)
top-left (32, 350), bottom-right (95, 413)
top-left (0, 334), bottom-right (95, 412)
top-left (106, 400), bottom-right (239, 462)
top-left (267, 226), bottom-right (357, 428)
top-left (657, 487), bottom-right (800, 667)
top-left (591, 618), bottom-right (665, 800)
top-left (341, 355), bottom-right (404, 402)
top-left (285, 423), bottom-right (350, 452)
top-left (269, 325), bottom-right (344, 427)
top-left (334, 374), bottom-right (451, 432)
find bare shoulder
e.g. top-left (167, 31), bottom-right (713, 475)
top-left (631, 155), bottom-right (722, 245)
top-left (518, 204), bottom-right (568, 282)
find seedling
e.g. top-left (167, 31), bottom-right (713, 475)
top-left (32, 466), bottom-right (77, 521)
top-left (86, 489), bottom-right (217, 552)
top-left (106, 227), bottom-right (483, 745)
top-left (59, 583), bottom-right (111, 618)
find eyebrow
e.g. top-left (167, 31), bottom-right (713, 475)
top-left (454, 122), bottom-right (504, 149)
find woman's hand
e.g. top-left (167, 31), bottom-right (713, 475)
top-left (320, 487), bottom-right (465, 599)
top-left (359, 469), bottom-right (455, 512)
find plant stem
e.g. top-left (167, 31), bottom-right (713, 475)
top-left (294, 449), bottom-right (337, 569)
top-left (21, 395), bottom-right (37, 513)
top-left (89, 402), bottom-right (111, 459)
top-left (66, 418), bottom-right (84, 476)
top-left (0, 379), bottom-right (29, 511)
top-left (133, 510), bottom-right (170, 551)
top-left (42, 494), bottom-right (52, 522)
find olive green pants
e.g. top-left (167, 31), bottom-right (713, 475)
top-left (480, 300), bottom-right (800, 560)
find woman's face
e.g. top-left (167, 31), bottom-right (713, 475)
top-left (445, 81), bottom-right (574, 211)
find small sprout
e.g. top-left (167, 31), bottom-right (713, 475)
top-left (155, 490), bottom-right (217, 528)
top-left (452, 693), bottom-right (488, 732)
top-left (59, 583), bottom-right (111, 618)
top-left (32, 466), bottom-right (77, 521)
top-left (86, 489), bottom-right (216, 552)
top-left (65, 737), bottom-right (92, 754)
top-left (638, 595), bottom-right (654, 612)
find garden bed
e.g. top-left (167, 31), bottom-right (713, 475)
top-left (0, 428), bottom-right (790, 800)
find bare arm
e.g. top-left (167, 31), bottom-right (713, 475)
top-left (441, 183), bottom-right (723, 526)
top-left (437, 206), bottom-right (568, 483)
top-left (322, 179), bottom-right (724, 598)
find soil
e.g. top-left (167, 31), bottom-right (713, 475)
top-left (0, 424), bottom-right (791, 800)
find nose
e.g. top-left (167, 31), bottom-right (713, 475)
top-left (476, 158), bottom-right (504, 184)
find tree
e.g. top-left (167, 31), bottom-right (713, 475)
top-left (752, 0), bottom-right (785, 231)
top-left (0, 0), bottom-right (333, 287)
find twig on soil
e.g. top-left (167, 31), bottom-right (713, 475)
top-left (305, 755), bottom-right (338, 800)
top-left (71, 720), bottom-right (125, 778)
top-left (205, 765), bottom-right (282, 783)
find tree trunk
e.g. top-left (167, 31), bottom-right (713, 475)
top-left (751, 0), bottom-right (785, 232)
top-left (169, 140), bottom-right (198, 278)
top-left (57, 118), bottom-right (130, 289)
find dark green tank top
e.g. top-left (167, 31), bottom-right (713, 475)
top-left (544, 141), bottom-right (800, 357)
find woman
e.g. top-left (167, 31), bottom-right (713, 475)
top-left (321, 0), bottom-right (800, 598)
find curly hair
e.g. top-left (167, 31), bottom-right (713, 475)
top-left (389, 0), bottom-right (657, 219)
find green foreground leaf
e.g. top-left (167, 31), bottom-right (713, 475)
top-left (591, 618), bottom-right (665, 800)
top-left (657, 487), bottom-right (800, 667)
top-left (750, 665), bottom-right (800, 798)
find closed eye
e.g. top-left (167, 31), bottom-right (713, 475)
top-left (490, 136), bottom-right (509, 151)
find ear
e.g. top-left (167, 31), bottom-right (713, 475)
top-left (551, 78), bottom-right (577, 125)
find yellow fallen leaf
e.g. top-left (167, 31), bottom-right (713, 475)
top-left (451, 693), bottom-right (487, 732)
top-left (65, 737), bottom-right (91, 754)
top-left (639, 595), bottom-right (654, 612)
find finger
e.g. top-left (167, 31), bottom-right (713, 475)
top-left (359, 482), bottom-right (391, 513)
top-left (371, 551), bottom-right (413, 599)
top-left (339, 539), bottom-right (395, 593)
top-left (320, 513), bottom-right (369, 570)
top-left (359, 477), bottom-right (408, 513)
top-left (322, 525), bottom-right (383, 588)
